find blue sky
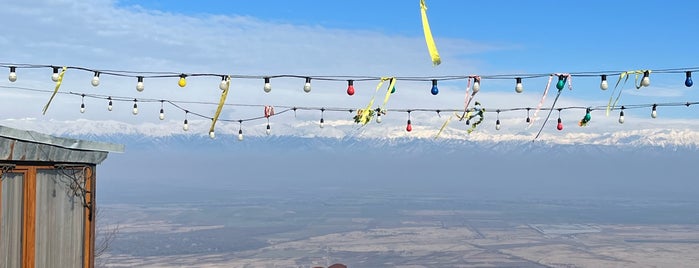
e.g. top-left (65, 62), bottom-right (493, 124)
top-left (1, 0), bottom-right (699, 143)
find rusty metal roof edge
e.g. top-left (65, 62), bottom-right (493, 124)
top-left (0, 125), bottom-right (125, 153)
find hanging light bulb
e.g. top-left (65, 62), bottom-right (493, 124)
top-left (319, 108), bottom-right (325, 128)
top-left (183, 112), bottom-right (189, 131)
top-left (136, 76), bottom-right (145, 92)
top-left (390, 78), bottom-right (396, 94)
top-left (91, 71), bottom-right (100, 87)
top-left (515, 77), bottom-right (523, 93)
top-left (618, 106), bottom-right (625, 124)
top-left (495, 110), bottom-right (501, 130)
top-left (303, 77), bottom-right (312, 93)
top-left (376, 112), bottom-right (382, 123)
top-left (80, 94), bottom-right (85, 113)
top-left (347, 80), bottom-right (355, 96)
top-left (266, 123), bottom-right (271, 135)
top-left (556, 109), bottom-right (563, 131)
top-left (132, 99), bottom-right (138, 115)
top-left (430, 79), bottom-right (439, 95)
top-left (406, 111), bottom-right (412, 132)
top-left (238, 120), bottom-right (244, 141)
top-left (526, 108), bottom-right (531, 123)
top-left (51, 66), bottom-right (59, 82)
top-left (159, 101), bottom-right (165, 120)
top-left (600, 74), bottom-right (608, 90)
top-left (107, 97), bottom-right (113, 111)
top-left (641, 70), bottom-right (650, 87)
top-left (556, 75), bottom-right (565, 90)
top-left (651, 104), bottom-right (657, 118)
top-left (263, 77), bottom-right (272, 93)
top-left (178, 74), bottom-right (187, 87)
top-left (219, 76), bottom-right (228, 91)
top-left (209, 131), bottom-right (216, 139)
top-left (8, 66), bottom-right (17, 82)
top-left (472, 77), bottom-right (481, 93)
top-left (685, 71), bottom-right (693, 87)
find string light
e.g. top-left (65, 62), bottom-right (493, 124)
top-left (319, 108), bottom-right (325, 128)
top-left (515, 77), bottom-right (523, 93)
top-left (390, 78), bottom-right (396, 94)
top-left (80, 94), bottom-right (85, 113)
top-left (238, 120), bottom-right (244, 141)
top-left (526, 108), bottom-right (531, 123)
top-left (219, 76), bottom-right (228, 91)
top-left (178, 74), bottom-right (187, 87)
top-left (51, 66), bottom-right (59, 82)
top-left (136, 76), bottom-right (145, 92)
top-left (266, 119), bottom-right (271, 135)
top-left (651, 104), bottom-right (657, 118)
top-left (685, 71), bottom-right (693, 87)
top-left (347, 80), bottom-right (355, 96)
top-left (183, 111), bottom-right (189, 131)
top-left (91, 71), bottom-right (100, 87)
top-left (406, 111), bottom-right (412, 132)
top-left (556, 75), bottom-right (566, 90)
top-left (209, 126), bottom-right (215, 139)
top-left (107, 96), bottom-right (113, 111)
top-left (159, 100), bottom-right (165, 120)
top-left (618, 106), bottom-right (625, 124)
top-left (376, 108), bottom-right (382, 123)
top-left (263, 77), bottom-right (272, 93)
top-left (472, 77), bottom-right (481, 93)
top-left (430, 79), bottom-right (439, 95)
top-left (303, 77), bottom-right (312, 93)
top-left (600, 74), bottom-right (608, 90)
top-left (641, 70), bottom-right (651, 87)
top-left (132, 99), bottom-right (138, 115)
top-left (495, 109), bottom-right (501, 130)
top-left (556, 109), bottom-right (563, 131)
top-left (8, 66), bottom-right (17, 82)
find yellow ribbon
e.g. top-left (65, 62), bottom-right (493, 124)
top-left (42, 66), bottom-right (67, 115)
top-left (420, 0), bottom-right (441, 66)
top-left (358, 77), bottom-right (394, 125)
top-left (434, 114), bottom-right (453, 139)
top-left (209, 76), bottom-right (230, 134)
top-left (606, 70), bottom-right (651, 116)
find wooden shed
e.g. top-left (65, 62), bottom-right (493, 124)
top-left (0, 126), bottom-right (123, 268)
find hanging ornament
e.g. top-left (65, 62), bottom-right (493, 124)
top-left (578, 108), bottom-right (592, 127)
top-left (430, 79), bottom-right (439, 95)
top-left (347, 80), bottom-right (355, 96)
top-left (685, 71), bottom-right (693, 87)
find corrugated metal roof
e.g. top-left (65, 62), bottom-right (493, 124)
top-left (0, 125), bottom-right (124, 153)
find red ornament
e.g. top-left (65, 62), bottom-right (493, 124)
top-left (347, 85), bottom-right (355, 96)
top-left (406, 120), bottom-right (412, 132)
top-left (557, 122), bottom-right (563, 131)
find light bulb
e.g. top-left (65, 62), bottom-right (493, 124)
top-left (209, 131), bottom-right (216, 139)
top-left (132, 100), bottom-right (138, 115)
top-left (515, 77), bottom-right (523, 93)
top-left (136, 76), bottom-right (145, 92)
top-left (51, 67), bottom-right (59, 82)
top-left (107, 97), bottom-right (113, 111)
top-left (685, 71), bottom-right (693, 87)
top-left (91, 72), bottom-right (100, 87)
top-left (319, 118), bottom-right (324, 128)
top-left (219, 76), bottom-right (228, 91)
top-left (183, 119), bottom-right (189, 131)
top-left (526, 108), bottom-right (531, 123)
top-left (266, 124), bottom-right (271, 135)
top-left (376, 113), bottom-right (382, 123)
top-left (8, 66), bottom-right (17, 82)
top-left (263, 77), bottom-right (272, 93)
top-left (618, 109), bottom-right (625, 124)
top-left (651, 104), bottom-right (657, 118)
top-left (80, 103), bottom-right (85, 113)
top-left (557, 118), bottom-right (563, 131)
top-left (347, 80), bottom-right (355, 96)
top-left (430, 79), bottom-right (439, 95)
top-left (178, 74), bottom-right (187, 87)
top-left (472, 78), bottom-right (481, 93)
top-left (600, 75), bottom-right (608, 90)
top-left (641, 71), bottom-right (650, 87)
top-left (406, 119), bottom-right (412, 132)
top-left (303, 77), bottom-right (312, 93)
top-left (495, 119), bottom-right (501, 130)
top-left (238, 129), bottom-right (244, 141)
top-left (556, 75), bottom-right (565, 90)
top-left (159, 108), bottom-right (165, 120)
top-left (390, 85), bottom-right (396, 94)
